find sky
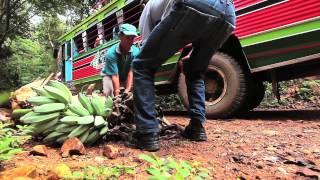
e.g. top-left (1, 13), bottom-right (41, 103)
top-left (31, 15), bottom-right (66, 26)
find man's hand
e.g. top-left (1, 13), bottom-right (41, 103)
top-left (123, 91), bottom-right (132, 99)
top-left (114, 89), bottom-right (121, 96)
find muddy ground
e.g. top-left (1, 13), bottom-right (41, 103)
top-left (2, 110), bottom-right (320, 179)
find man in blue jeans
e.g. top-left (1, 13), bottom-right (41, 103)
top-left (131, 0), bottom-right (236, 151)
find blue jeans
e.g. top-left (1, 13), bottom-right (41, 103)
top-left (133, 0), bottom-right (236, 133)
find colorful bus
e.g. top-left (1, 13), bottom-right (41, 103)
top-left (57, 0), bottom-right (320, 118)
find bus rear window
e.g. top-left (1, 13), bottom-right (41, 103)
top-left (102, 13), bottom-right (117, 42)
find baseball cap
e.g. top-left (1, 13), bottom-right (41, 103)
top-left (119, 23), bottom-right (138, 36)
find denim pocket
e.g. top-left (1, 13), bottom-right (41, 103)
top-left (169, 8), bottom-right (189, 31)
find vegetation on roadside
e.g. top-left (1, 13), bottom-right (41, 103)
top-left (0, 37), bottom-right (55, 90)
top-left (64, 165), bottom-right (136, 179)
top-left (36, 154), bottom-right (210, 179)
top-left (55, 154), bottom-right (210, 179)
top-left (139, 154), bottom-right (210, 179)
top-left (0, 122), bottom-right (30, 161)
top-left (260, 79), bottom-right (320, 109)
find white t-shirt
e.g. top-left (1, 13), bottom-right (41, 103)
top-left (139, 0), bottom-right (176, 41)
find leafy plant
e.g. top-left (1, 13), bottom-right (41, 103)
top-left (0, 122), bottom-right (30, 161)
top-left (139, 154), bottom-right (210, 180)
top-left (0, 37), bottom-right (55, 90)
top-left (65, 165), bottom-right (135, 179)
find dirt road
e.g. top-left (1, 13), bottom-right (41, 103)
top-left (2, 110), bottom-right (320, 179)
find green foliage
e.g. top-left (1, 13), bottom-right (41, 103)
top-left (0, 91), bottom-right (11, 106)
top-left (297, 80), bottom-right (320, 100)
top-left (0, 122), bottom-right (31, 161)
top-left (0, 37), bottom-right (55, 90)
top-left (156, 94), bottom-right (185, 112)
top-left (139, 154), bottom-right (210, 180)
top-left (62, 0), bottom-right (99, 26)
top-left (65, 165), bottom-right (135, 179)
top-left (260, 79), bottom-right (320, 108)
top-left (35, 15), bottom-right (68, 49)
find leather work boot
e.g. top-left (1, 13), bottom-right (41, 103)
top-left (182, 120), bottom-right (207, 141)
top-left (128, 132), bottom-right (160, 152)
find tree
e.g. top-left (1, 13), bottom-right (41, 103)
top-left (35, 15), bottom-right (67, 49)
top-left (0, 0), bottom-right (101, 90)
top-left (0, 37), bottom-right (54, 90)
top-left (64, 0), bottom-right (99, 26)
top-left (0, 0), bottom-right (98, 58)
top-left (0, 0), bottom-right (30, 58)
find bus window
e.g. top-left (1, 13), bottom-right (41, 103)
top-left (123, 1), bottom-right (144, 27)
top-left (87, 24), bottom-right (98, 49)
top-left (102, 13), bottom-right (117, 42)
top-left (73, 33), bottom-right (84, 54)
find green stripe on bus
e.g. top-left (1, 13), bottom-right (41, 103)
top-left (241, 19), bottom-right (320, 47)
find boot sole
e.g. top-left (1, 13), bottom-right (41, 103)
top-left (126, 141), bottom-right (160, 152)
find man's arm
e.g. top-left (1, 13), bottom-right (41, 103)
top-left (139, 2), bottom-right (153, 41)
top-left (125, 70), bottom-right (133, 93)
top-left (139, 0), bottom-right (175, 41)
top-left (111, 75), bottom-right (121, 96)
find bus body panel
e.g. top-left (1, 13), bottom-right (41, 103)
top-left (234, 0), bottom-right (320, 72)
top-left (58, 0), bottom-right (320, 85)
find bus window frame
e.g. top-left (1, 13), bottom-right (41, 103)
top-left (86, 22), bottom-right (99, 49)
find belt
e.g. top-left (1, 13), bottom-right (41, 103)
top-left (221, 0), bottom-right (234, 5)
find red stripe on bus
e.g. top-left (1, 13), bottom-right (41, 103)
top-left (73, 66), bottom-right (100, 81)
top-left (235, 0), bottom-right (320, 38)
top-left (234, 0), bottom-right (263, 10)
top-left (73, 55), bottom-right (96, 68)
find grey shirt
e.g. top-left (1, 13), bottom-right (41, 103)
top-left (139, 0), bottom-right (176, 41)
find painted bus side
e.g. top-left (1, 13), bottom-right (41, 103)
top-left (235, 0), bottom-right (320, 72)
top-left (58, 0), bottom-right (320, 85)
top-left (57, 0), bottom-right (320, 117)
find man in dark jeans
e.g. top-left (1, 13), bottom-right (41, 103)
top-left (131, 0), bottom-right (236, 151)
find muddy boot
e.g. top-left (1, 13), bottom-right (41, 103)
top-left (128, 132), bottom-right (160, 152)
top-left (182, 120), bottom-right (207, 141)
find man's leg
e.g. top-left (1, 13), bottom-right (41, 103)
top-left (132, 6), bottom-right (212, 151)
top-left (102, 76), bottom-right (114, 97)
top-left (183, 18), bottom-right (234, 140)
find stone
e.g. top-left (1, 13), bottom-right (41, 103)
top-left (60, 137), bottom-right (85, 158)
top-left (102, 145), bottom-right (119, 159)
top-left (30, 145), bottom-right (48, 156)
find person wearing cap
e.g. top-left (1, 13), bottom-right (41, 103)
top-left (130, 0), bottom-right (236, 151)
top-left (101, 23), bottom-right (139, 97)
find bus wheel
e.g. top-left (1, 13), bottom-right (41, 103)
top-left (241, 79), bottom-right (265, 111)
top-left (178, 52), bottom-right (247, 119)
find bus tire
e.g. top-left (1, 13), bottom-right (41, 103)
top-left (241, 79), bottom-right (265, 111)
top-left (178, 52), bottom-right (247, 119)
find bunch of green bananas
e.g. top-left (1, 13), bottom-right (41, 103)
top-left (12, 80), bottom-right (113, 146)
